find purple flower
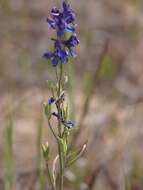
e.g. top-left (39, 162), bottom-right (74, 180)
top-left (64, 35), bottom-right (79, 48)
top-left (69, 48), bottom-right (76, 58)
top-left (43, 1), bottom-right (79, 66)
top-left (48, 97), bottom-right (55, 105)
top-left (64, 120), bottom-right (74, 129)
top-left (43, 40), bottom-right (68, 66)
top-left (51, 112), bottom-right (74, 129)
top-left (43, 52), bottom-right (53, 59)
top-left (62, 1), bottom-right (75, 24)
top-left (46, 1), bottom-right (76, 37)
top-left (63, 35), bottom-right (79, 58)
top-left (51, 7), bottom-right (60, 17)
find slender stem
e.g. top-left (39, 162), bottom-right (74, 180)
top-left (57, 63), bottom-right (64, 190)
top-left (58, 143), bottom-right (64, 190)
top-left (48, 119), bottom-right (58, 141)
top-left (51, 87), bottom-right (55, 98)
top-left (57, 63), bottom-right (63, 137)
top-left (52, 63), bottom-right (64, 190)
top-left (58, 63), bottom-right (63, 97)
top-left (55, 67), bottom-right (59, 82)
top-left (46, 120), bottom-right (58, 190)
top-left (46, 161), bottom-right (56, 190)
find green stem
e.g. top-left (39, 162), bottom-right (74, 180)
top-left (57, 63), bottom-right (64, 190)
top-left (56, 63), bottom-right (63, 137)
top-left (58, 63), bottom-right (63, 97)
top-left (58, 143), bottom-right (64, 190)
top-left (55, 67), bottom-right (59, 82)
top-left (48, 119), bottom-right (58, 141)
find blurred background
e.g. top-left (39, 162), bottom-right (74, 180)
top-left (1, 0), bottom-right (143, 189)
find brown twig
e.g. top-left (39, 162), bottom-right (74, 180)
top-left (70, 39), bottom-right (110, 148)
top-left (103, 169), bottom-right (119, 190)
top-left (85, 165), bottom-right (103, 189)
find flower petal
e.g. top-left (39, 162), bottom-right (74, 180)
top-left (48, 97), bottom-right (55, 105)
top-left (47, 18), bottom-right (56, 29)
top-left (69, 48), bottom-right (76, 58)
top-left (51, 7), bottom-right (60, 17)
top-left (52, 55), bottom-right (60, 66)
top-left (43, 52), bottom-right (53, 59)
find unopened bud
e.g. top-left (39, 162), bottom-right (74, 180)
top-left (42, 142), bottom-right (50, 160)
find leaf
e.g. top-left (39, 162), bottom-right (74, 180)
top-left (52, 155), bottom-right (59, 187)
top-left (4, 111), bottom-right (14, 190)
top-left (62, 128), bottom-right (69, 146)
top-left (66, 143), bottom-right (87, 167)
top-left (62, 32), bottom-right (73, 41)
top-left (57, 91), bottom-right (65, 103)
top-left (44, 103), bottom-right (51, 120)
top-left (62, 104), bottom-right (69, 121)
top-left (98, 55), bottom-right (115, 80)
top-left (56, 82), bottom-right (63, 97)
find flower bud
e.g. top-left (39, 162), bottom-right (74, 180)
top-left (42, 142), bottom-right (50, 160)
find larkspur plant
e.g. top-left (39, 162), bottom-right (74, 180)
top-left (42, 1), bottom-right (86, 190)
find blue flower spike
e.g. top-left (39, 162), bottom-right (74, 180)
top-left (43, 0), bottom-right (79, 66)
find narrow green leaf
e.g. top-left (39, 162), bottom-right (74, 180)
top-left (66, 143), bottom-right (87, 167)
top-left (62, 104), bottom-right (69, 121)
top-left (52, 155), bottom-right (59, 187)
top-left (98, 54), bottom-right (115, 80)
top-left (44, 103), bottom-right (51, 120)
top-left (4, 112), bottom-right (14, 190)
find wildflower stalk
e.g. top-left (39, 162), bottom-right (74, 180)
top-left (42, 1), bottom-right (86, 190)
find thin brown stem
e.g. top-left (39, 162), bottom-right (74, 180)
top-left (70, 39), bottom-right (110, 148)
